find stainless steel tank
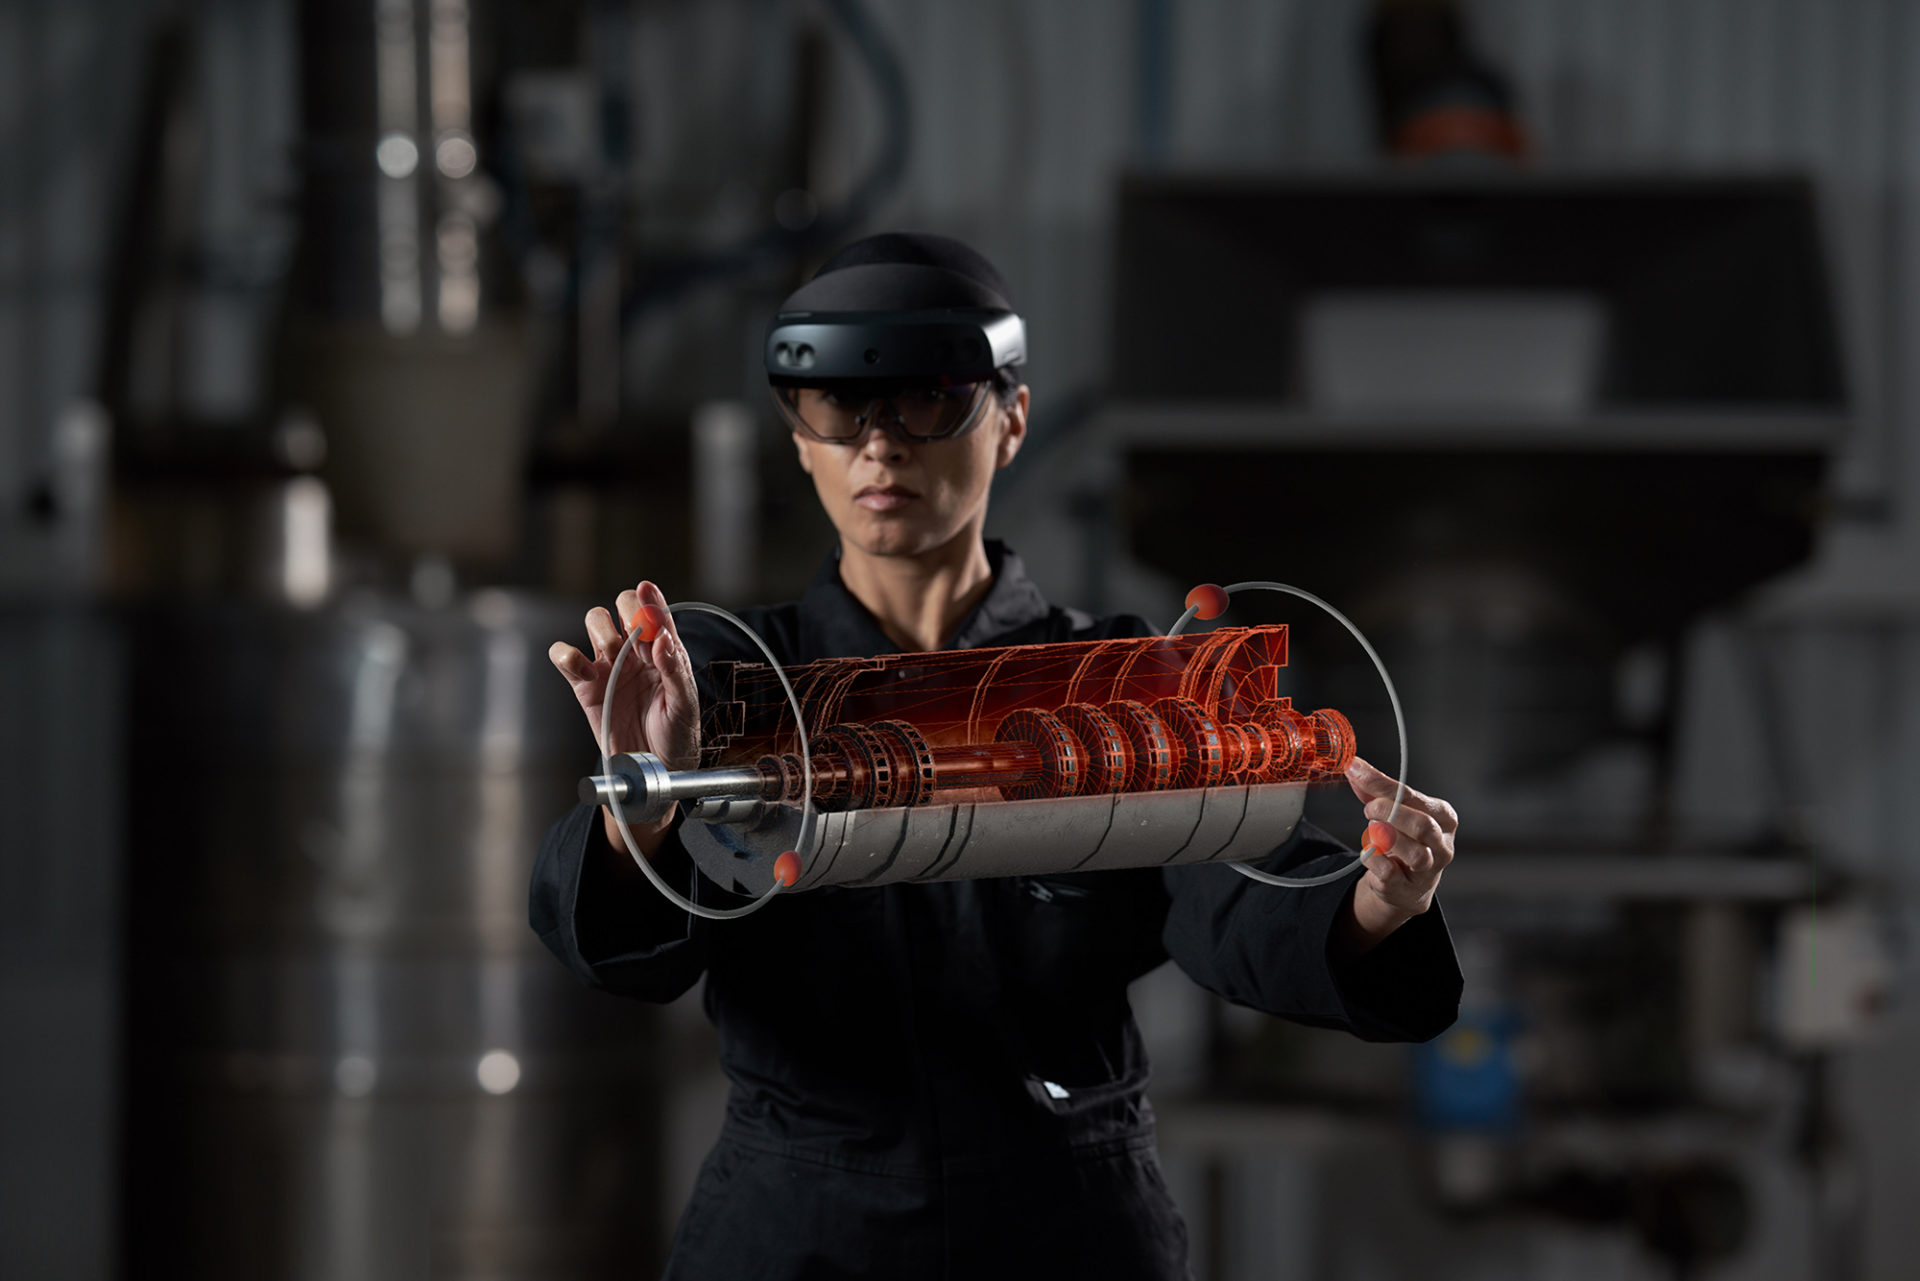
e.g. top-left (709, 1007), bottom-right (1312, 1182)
top-left (122, 592), bottom-right (659, 1279)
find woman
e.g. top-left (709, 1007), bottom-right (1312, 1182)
top-left (533, 233), bottom-right (1463, 1279)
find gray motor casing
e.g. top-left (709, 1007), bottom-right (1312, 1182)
top-left (678, 782), bottom-right (1309, 896)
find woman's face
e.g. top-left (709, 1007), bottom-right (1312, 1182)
top-left (790, 385), bottom-right (1029, 559)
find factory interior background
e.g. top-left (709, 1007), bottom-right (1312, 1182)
top-left (4, 0), bottom-right (1919, 1277)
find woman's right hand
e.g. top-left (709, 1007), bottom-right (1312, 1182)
top-left (548, 581), bottom-right (701, 853)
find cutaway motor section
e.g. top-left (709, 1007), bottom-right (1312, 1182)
top-left (583, 626), bottom-right (1363, 895)
top-left (584, 693), bottom-right (1352, 816)
top-left (585, 626), bottom-right (1355, 816)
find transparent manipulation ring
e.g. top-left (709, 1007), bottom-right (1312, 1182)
top-left (1168, 582), bottom-right (1408, 890)
top-left (601, 602), bottom-right (815, 920)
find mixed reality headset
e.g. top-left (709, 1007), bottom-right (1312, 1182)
top-left (764, 307), bottom-right (1026, 443)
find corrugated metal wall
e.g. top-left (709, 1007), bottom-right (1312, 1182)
top-left (10, 0), bottom-right (1915, 518)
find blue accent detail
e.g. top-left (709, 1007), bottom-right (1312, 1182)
top-left (1411, 1010), bottom-right (1521, 1134)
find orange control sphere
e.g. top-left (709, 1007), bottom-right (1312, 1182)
top-left (1185, 583), bottom-right (1230, 621)
top-left (1363, 821), bottom-right (1398, 857)
top-left (633, 604), bottom-right (669, 644)
top-left (773, 851), bottom-right (802, 887)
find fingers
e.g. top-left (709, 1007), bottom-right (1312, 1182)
top-left (616, 580), bottom-right (683, 649)
top-left (1347, 761), bottom-right (1459, 917)
top-left (1345, 755), bottom-right (1389, 796)
top-left (1363, 848), bottom-right (1410, 893)
top-left (1363, 836), bottom-right (1420, 878)
top-left (590, 579), bottom-right (680, 671)
top-left (648, 622), bottom-right (688, 700)
top-left (1364, 795), bottom-right (1454, 880)
top-left (625, 590), bottom-right (701, 769)
top-left (1365, 795), bottom-right (1446, 853)
top-left (584, 605), bottom-right (625, 664)
top-left (1346, 757), bottom-right (1459, 835)
top-left (638, 581), bottom-right (680, 646)
top-left (636, 580), bottom-right (692, 697)
top-left (651, 629), bottom-right (702, 761)
top-left (547, 640), bottom-right (597, 687)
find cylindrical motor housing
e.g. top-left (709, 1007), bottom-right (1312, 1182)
top-left (682, 780), bottom-right (1314, 896)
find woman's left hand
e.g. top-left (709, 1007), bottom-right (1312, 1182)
top-left (1345, 756), bottom-right (1458, 937)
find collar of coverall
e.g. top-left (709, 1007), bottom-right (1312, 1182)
top-left (803, 538), bottom-right (1053, 655)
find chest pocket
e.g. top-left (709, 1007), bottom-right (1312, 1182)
top-left (1004, 872), bottom-right (1157, 1003)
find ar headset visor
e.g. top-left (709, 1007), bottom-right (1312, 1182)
top-left (766, 307), bottom-right (1026, 443)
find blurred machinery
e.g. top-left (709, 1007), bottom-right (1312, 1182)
top-left (1102, 172), bottom-right (1841, 833)
top-left (1069, 172), bottom-right (1868, 1281)
top-left (122, 596), bottom-right (662, 1279)
top-left (75, 0), bottom-right (924, 1273)
top-left (88, 4), bottom-right (724, 1278)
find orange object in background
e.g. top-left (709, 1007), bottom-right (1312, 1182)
top-left (1392, 106), bottom-right (1527, 159)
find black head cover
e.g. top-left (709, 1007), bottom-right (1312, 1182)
top-left (767, 232), bottom-right (1026, 384)
top-left (779, 232), bottom-right (1015, 313)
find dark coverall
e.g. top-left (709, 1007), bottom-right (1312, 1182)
top-left (531, 539), bottom-right (1464, 1280)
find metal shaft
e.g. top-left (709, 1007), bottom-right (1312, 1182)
top-left (580, 753), bottom-right (769, 822)
top-left (580, 742), bottom-right (1045, 823)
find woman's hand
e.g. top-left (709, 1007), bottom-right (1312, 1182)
top-left (548, 581), bottom-right (701, 855)
top-left (1336, 757), bottom-right (1459, 955)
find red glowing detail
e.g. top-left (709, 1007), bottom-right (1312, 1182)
top-left (1234, 722), bottom-right (1274, 781)
top-left (1152, 697), bottom-right (1224, 790)
top-left (1185, 583), bottom-right (1231, 621)
top-left (1363, 821), bottom-right (1398, 857)
top-left (707, 626), bottom-right (1358, 810)
top-left (994, 707), bottom-right (1084, 801)
top-left (1307, 708), bottom-right (1357, 778)
top-left (1251, 699), bottom-right (1310, 777)
top-left (773, 851), bottom-right (802, 886)
top-left (1106, 699), bottom-right (1172, 792)
top-left (875, 719), bottom-right (936, 808)
top-left (1055, 703), bottom-right (1129, 796)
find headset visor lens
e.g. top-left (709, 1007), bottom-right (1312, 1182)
top-left (774, 381), bottom-right (991, 443)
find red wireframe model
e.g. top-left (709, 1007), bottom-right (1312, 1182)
top-left (697, 626), bottom-right (1355, 812)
